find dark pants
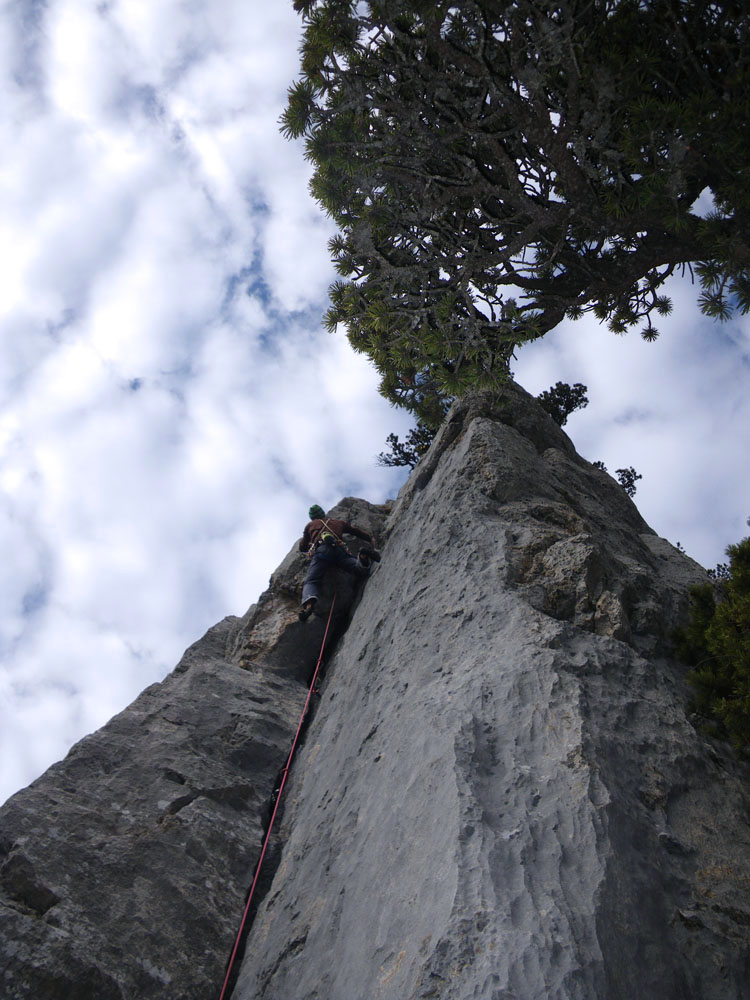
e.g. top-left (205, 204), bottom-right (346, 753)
top-left (302, 542), bottom-right (369, 604)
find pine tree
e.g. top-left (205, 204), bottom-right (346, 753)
top-left (283, 1), bottom-right (750, 421)
top-left (615, 467), bottom-right (643, 498)
top-left (377, 423), bottom-right (435, 469)
top-left (537, 382), bottom-right (589, 426)
top-left (675, 536), bottom-right (750, 751)
top-left (591, 461), bottom-right (643, 497)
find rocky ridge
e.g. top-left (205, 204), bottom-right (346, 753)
top-left (233, 385), bottom-right (750, 1000)
top-left (1, 381), bottom-right (749, 1000)
top-left (0, 499), bottom-right (387, 999)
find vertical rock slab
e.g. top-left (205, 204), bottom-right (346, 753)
top-left (234, 385), bottom-right (750, 1000)
top-left (0, 499), bottom-right (388, 999)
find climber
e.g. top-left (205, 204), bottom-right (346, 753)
top-left (298, 504), bottom-right (380, 621)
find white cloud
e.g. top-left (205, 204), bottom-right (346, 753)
top-left (514, 280), bottom-right (750, 567)
top-left (0, 0), bottom-right (747, 808)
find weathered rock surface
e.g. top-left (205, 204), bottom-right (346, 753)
top-left (234, 384), bottom-right (750, 1000)
top-left (0, 498), bottom-right (388, 999)
top-left (2, 382), bottom-right (749, 1000)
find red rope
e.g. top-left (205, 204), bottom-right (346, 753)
top-left (218, 592), bottom-right (338, 1000)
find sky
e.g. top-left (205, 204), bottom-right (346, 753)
top-left (0, 0), bottom-right (748, 807)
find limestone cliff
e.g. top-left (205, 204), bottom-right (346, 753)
top-left (0, 499), bottom-right (388, 999)
top-left (1, 383), bottom-right (749, 1000)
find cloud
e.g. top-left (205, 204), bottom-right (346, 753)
top-left (0, 0), bottom-right (747, 807)
top-left (514, 277), bottom-right (750, 567)
top-left (0, 0), bottom-right (411, 805)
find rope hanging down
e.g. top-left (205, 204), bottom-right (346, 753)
top-left (218, 592), bottom-right (338, 1000)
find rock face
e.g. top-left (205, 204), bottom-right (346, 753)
top-left (0, 499), bottom-right (388, 999)
top-left (2, 382), bottom-right (749, 1000)
top-left (233, 386), bottom-right (750, 1000)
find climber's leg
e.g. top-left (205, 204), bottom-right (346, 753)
top-left (298, 597), bottom-right (317, 622)
top-left (332, 549), bottom-right (370, 579)
top-left (359, 545), bottom-right (381, 564)
top-left (301, 547), bottom-right (333, 606)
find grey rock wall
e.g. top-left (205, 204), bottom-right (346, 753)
top-left (0, 498), bottom-right (388, 999)
top-left (233, 385), bottom-right (750, 1000)
top-left (2, 382), bottom-right (749, 1000)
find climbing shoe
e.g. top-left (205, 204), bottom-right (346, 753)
top-left (359, 545), bottom-right (381, 563)
top-left (298, 599), bottom-right (316, 622)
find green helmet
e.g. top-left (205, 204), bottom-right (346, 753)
top-left (309, 504), bottom-right (325, 520)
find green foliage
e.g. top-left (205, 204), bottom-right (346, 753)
top-left (377, 422), bottom-right (435, 469)
top-left (591, 461), bottom-right (643, 497)
top-left (708, 562), bottom-right (731, 582)
top-left (283, 1), bottom-right (750, 418)
top-left (537, 382), bottom-right (589, 427)
top-left (675, 537), bottom-right (750, 751)
top-left (615, 466), bottom-right (643, 497)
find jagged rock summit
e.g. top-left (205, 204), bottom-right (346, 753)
top-left (2, 382), bottom-right (749, 1000)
